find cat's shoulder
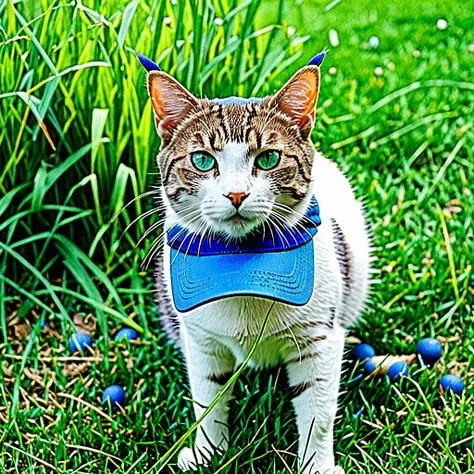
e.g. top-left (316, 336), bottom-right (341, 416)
top-left (311, 151), bottom-right (368, 244)
top-left (312, 152), bottom-right (360, 207)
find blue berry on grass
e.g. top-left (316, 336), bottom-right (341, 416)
top-left (69, 333), bottom-right (92, 354)
top-left (354, 343), bottom-right (375, 361)
top-left (364, 359), bottom-right (378, 375)
top-left (417, 338), bottom-right (442, 365)
top-left (102, 385), bottom-right (125, 407)
top-left (115, 328), bottom-right (138, 342)
top-left (387, 361), bottom-right (408, 383)
top-left (439, 375), bottom-right (464, 396)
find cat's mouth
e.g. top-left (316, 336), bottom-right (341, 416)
top-left (213, 210), bottom-right (254, 225)
top-left (213, 212), bottom-right (262, 238)
top-left (229, 213), bottom-right (251, 224)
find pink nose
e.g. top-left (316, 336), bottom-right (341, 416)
top-left (225, 192), bottom-right (249, 209)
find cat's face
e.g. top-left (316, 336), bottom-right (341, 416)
top-left (148, 66), bottom-right (321, 238)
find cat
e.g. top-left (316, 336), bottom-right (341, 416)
top-left (142, 53), bottom-right (371, 473)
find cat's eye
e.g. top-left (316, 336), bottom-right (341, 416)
top-left (255, 150), bottom-right (280, 171)
top-left (191, 151), bottom-right (216, 172)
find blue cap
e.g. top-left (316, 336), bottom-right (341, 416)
top-left (167, 197), bottom-right (321, 312)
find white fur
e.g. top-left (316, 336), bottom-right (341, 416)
top-left (160, 151), bottom-right (371, 472)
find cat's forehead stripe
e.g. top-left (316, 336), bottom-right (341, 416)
top-left (212, 102), bottom-right (250, 144)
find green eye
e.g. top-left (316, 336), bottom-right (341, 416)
top-left (256, 150), bottom-right (280, 170)
top-left (191, 152), bottom-right (216, 172)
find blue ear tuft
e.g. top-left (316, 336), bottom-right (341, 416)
top-left (135, 51), bottom-right (161, 72)
top-left (308, 49), bottom-right (328, 67)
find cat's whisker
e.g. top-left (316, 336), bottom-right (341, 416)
top-left (280, 212), bottom-right (317, 243)
top-left (167, 211), bottom-right (203, 248)
top-left (138, 204), bottom-right (200, 247)
top-left (141, 236), bottom-right (164, 269)
top-left (273, 202), bottom-right (316, 228)
top-left (113, 189), bottom-right (162, 222)
top-left (274, 216), bottom-right (296, 248)
top-left (169, 234), bottom-right (192, 267)
top-left (143, 231), bottom-right (172, 270)
top-left (272, 208), bottom-right (311, 243)
top-left (260, 218), bottom-right (267, 242)
top-left (122, 207), bottom-right (165, 239)
top-left (272, 204), bottom-right (318, 242)
top-left (207, 227), bottom-right (217, 248)
top-left (273, 207), bottom-right (311, 247)
top-left (197, 226), bottom-right (209, 257)
top-left (141, 220), bottom-right (183, 268)
top-left (170, 214), bottom-right (205, 266)
top-left (267, 213), bottom-right (290, 249)
top-left (135, 220), bottom-right (166, 249)
top-left (276, 214), bottom-right (307, 242)
top-left (141, 214), bottom-right (197, 269)
top-left (137, 207), bottom-right (201, 249)
top-left (120, 201), bottom-right (170, 238)
top-left (266, 220), bottom-right (277, 246)
top-left (183, 221), bottom-right (206, 264)
top-left (197, 218), bottom-right (212, 257)
top-left (269, 211), bottom-right (299, 247)
top-left (272, 209), bottom-right (313, 230)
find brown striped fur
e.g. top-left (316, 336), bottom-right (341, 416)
top-left (147, 67), bottom-right (320, 208)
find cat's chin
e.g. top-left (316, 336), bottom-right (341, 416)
top-left (214, 216), bottom-right (262, 239)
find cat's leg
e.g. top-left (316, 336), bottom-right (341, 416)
top-left (177, 325), bottom-right (235, 471)
top-left (286, 321), bottom-right (345, 474)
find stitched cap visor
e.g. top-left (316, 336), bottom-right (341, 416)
top-left (170, 240), bottom-right (314, 312)
top-left (167, 196), bottom-right (321, 312)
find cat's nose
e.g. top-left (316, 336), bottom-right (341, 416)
top-left (225, 192), bottom-right (249, 209)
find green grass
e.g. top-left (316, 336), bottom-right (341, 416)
top-left (1, 0), bottom-right (473, 472)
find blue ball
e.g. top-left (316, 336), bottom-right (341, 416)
top-left (440, 375), bottom-right (464, 396)
top-left (387, 361), bottom-right (409, 383)
top-left (354, 343), bottom-right (375, 360)
top-left (369, 36), bottom-right (380, 48)
top-left (417, 338), bottom-right (442, 365)
top-left (102, 385), bottom-right (126, 406)
top-left (115, 328), bottom-right (138, 342)
top-left (69, 332), bottom-right (92, 354)
top-left (364, 358), bottom-right (377, 375)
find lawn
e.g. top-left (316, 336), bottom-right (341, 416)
top-left (1, 0), bottom-right (473, 473)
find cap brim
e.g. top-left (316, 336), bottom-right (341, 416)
top-left (170, 241), bottom-right (314, 312)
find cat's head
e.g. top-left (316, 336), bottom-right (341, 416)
top-left (146, 60), bottom-right (322, 239)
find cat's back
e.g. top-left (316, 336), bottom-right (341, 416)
top-left (312, 152), bottom-right (366, 234)
top-left (311, 152), bottom-right (371, 327)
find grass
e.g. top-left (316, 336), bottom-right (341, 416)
top-left (0, 0), bottom-right (473, 472)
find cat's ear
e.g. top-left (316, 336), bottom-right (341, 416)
top-left (270, 66), bottom-right (320, 139)
top-left (147, 71), bottom-right (199, 140)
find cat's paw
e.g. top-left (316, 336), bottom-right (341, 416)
top-left (301, 463), bottom-right (345, 474)
top-left (320, 466), bottom-right (345, 474)
top-left (177, 447), bottom-right (210, 471)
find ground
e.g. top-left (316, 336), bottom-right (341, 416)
top-left (0, 0), bottom-right (473, 473)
